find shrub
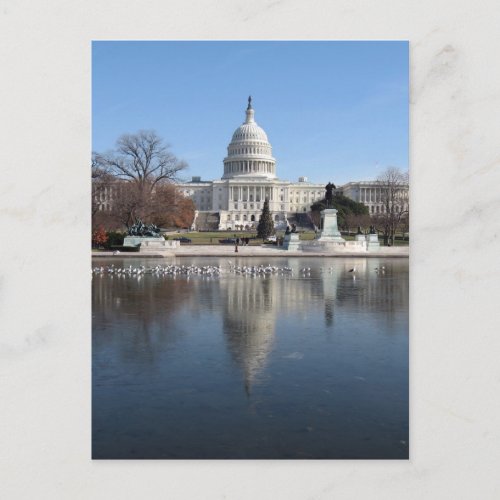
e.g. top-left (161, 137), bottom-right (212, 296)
top-left (104, 231), bottom-right (125, 249)
top-left (92, 226), bottom-right (108, 248)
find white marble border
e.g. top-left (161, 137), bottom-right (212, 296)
top-left (1, 1), bottom-right (500, 498)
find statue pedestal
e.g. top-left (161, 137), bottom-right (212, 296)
top-left (283, 233), bottom-right (300, 251)
top-left (355, 233), bottom-right (366, 242)
top-left (366, 233), bottom-right (380, 251)
top-left (317, 209), bottom-right (345, 243)
top-left (123, 236), bottom-right (179, 252)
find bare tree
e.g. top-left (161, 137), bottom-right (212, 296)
top-left (373, 167), bottom-right (409, 245)
top-left (147, 183), bottom-right (195, 229)
top-left (92, 131), bottom-right (193, 230)
top-left (398, 207), bottom-right (410, 242)
top-left (345, 213), bottom-right (372, 235)
top-left (108, 182), bottom-right (147, 229)
top-left (94, 130), bottom-right (187, 191)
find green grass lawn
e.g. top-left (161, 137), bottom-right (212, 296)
top-left (165, 231), bottom-right (268, 245)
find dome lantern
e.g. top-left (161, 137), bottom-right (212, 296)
top-left (245, 96), bottom-right (255, 124)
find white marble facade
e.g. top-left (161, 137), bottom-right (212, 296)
top-left (341, 181), bottom-right (409, 216)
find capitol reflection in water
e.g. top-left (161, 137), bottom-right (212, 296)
top-left (92, 256), bottom-right (408, 459)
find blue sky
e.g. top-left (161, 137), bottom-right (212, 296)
top-left (92, 41), bottom-right (408, 185)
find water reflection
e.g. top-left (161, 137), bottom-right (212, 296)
top-left (222, 276), bottom-right (277, 395)
top-left (93, 257), bottom-right (408, 459)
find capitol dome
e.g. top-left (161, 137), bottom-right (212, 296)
top-left (231, 117), bottom-right (269, 143)
top-left (222, 97), bottom-right (277, 180)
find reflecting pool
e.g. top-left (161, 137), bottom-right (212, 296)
top-left (92, 256), bottom-right (408, 459)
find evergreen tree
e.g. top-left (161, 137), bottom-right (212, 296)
top-left (257, 199), bottom-right (275, 240)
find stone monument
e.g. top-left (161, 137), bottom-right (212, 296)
top-left (123, 219), bottom-right (178, 252)
top-left (355, 226), bottom-right (366, 242)
top-left (317, 208), bottom-right (346, 243)
top-left (366, 225), bottom-right (380, 251)
top-left (317, 182), bottom-right (345, 245)
top-left (283, 224), bottom-right (300, 250)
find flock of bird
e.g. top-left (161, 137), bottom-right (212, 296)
top-left (91, 263), bottom-right (294, 278)
top-left (92, 264), bottom-right (222, 277)
top-left (92, 262), bottom-right (386, 279)
top-left (228, 263), bottom-right (294, 276)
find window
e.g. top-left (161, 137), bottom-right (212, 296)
top-left (274, 215), bottom-right (279, 221)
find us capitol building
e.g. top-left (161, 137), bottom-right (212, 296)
top-left (177, 97), bottom-right (401, 231)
